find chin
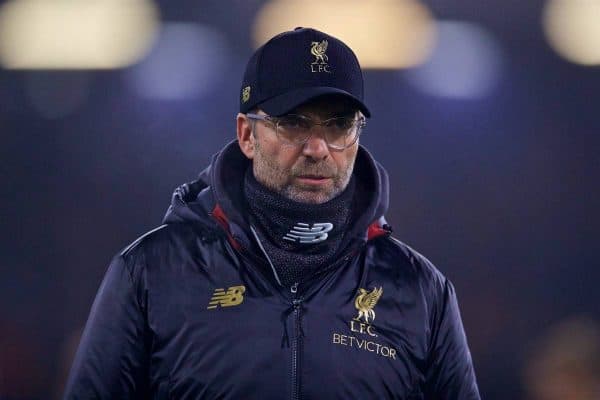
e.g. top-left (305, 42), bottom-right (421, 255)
top-left (286, 189), bottom-right (335, 205)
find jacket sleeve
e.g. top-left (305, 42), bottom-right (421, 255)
top-left (63, 253), bottom-right (150, 399)
top-left (424, 279), bottom-right (480, 400)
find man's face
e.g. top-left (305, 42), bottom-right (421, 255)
top-left (245, 97), bottom-right (360, 204)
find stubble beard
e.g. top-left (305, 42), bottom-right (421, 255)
top-left (252, 141), bottom-right (355, 204)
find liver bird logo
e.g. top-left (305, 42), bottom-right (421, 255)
top-left (354, 286), bottom-right (383, 324)
top-left (311, 40), bottom-right (329, 64)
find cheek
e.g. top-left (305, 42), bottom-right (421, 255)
top-left (255, 143), bottom-right (295, 180)
top-left (337, 149), bottom-right (357, 174)
top-left (277, 149), bottom-right (303, 172)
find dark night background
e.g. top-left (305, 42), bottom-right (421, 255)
top-left (1, 0), bottom-right (599, 399)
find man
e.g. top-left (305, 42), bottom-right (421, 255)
top-left (64, 27), bottom-right (480, 399)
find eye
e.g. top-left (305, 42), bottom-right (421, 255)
top-left (278, 115), bottom-right (310, 130)
top-left (326, 117), bottom-right (354, 130)
top-left (337, 117), bottom-right (355, 129)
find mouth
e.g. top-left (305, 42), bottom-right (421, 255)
top-left (296, 175), bottom-right (332, 185)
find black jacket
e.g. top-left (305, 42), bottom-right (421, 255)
top-left (64, 141), bottom-right (480, 399)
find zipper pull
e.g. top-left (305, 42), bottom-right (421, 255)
top-left (290, 282), bottom-right (299, 294)
top-left (383, 224), bottom-right (393, 234)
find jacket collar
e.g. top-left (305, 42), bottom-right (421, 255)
top-left (163, 140), bottom-right (391, 246)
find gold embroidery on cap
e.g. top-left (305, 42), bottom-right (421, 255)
top-left (242, 86), bottom-right (251, 103)
top-left (310, 40), bottom-right (331, 73)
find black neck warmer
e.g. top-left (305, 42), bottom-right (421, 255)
top-left (243, 168), bottom-right (355, 287)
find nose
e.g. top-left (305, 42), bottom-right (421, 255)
top-left (301, 129), bottom-right (330, 159)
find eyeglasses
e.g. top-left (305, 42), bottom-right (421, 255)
top-left (246, 112), bottom-right (366, 150)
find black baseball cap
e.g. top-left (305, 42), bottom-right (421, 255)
top-left (239, 27), bottom-right (370, 117)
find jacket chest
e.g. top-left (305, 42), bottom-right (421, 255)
top-left (147, 272), bottom-right (429, 399)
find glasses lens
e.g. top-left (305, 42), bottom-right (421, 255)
top-left (276, 115), bottom-right (312, 144)
top-left (325, 116), bottom-right (355, 131)
top-left (275, 114), bottom-right (364, 149)
top-left (324, 117), bottom-right (360, 149)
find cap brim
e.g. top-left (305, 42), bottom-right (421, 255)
top-left (257, 87), bottom-right (371, 118)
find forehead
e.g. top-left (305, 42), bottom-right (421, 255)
top-left (291, 95), bottom-right (358, 118)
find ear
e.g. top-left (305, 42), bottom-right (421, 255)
top-left (237, 113), bottom-right (255, 159)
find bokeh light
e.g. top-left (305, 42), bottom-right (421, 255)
top-left (404, 21), bottom-right (503, 99)
top-left (0, 0), bottom-right (159, 69)
top-left (253, 0), bottom-right (436, 69)
top-left (127, 23), bottom-right (230, 100)
top-left (25, 72), bottom-right (91, 119)
top-left (543, 0), bottom-right (600, 66)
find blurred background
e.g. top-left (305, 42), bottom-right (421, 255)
top-left (1, 0), bottom-right (599, 398)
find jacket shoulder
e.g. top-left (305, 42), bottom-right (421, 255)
top-left (107, 225), bottom-right (171, 285)
top-left (120, 218), bottom-right (222, 255)
top-left (121, 219), bottom-right (225, 270)
top-left (119, 224), bottom-right (170, 258)
top-left (369, 235), bottom-right (448, 289)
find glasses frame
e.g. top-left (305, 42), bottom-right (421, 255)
top-left (245, 112), bottom-right (366, 150)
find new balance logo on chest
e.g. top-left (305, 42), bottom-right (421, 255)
top-left (207, 285), bottom-right (246, 309)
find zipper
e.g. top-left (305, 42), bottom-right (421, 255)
top-left (249, 225), bottom-right (283, 287)
top-left (222, 236), bottom-right (296, 305)
top-left (290, 283), bottom-right (302, 400)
